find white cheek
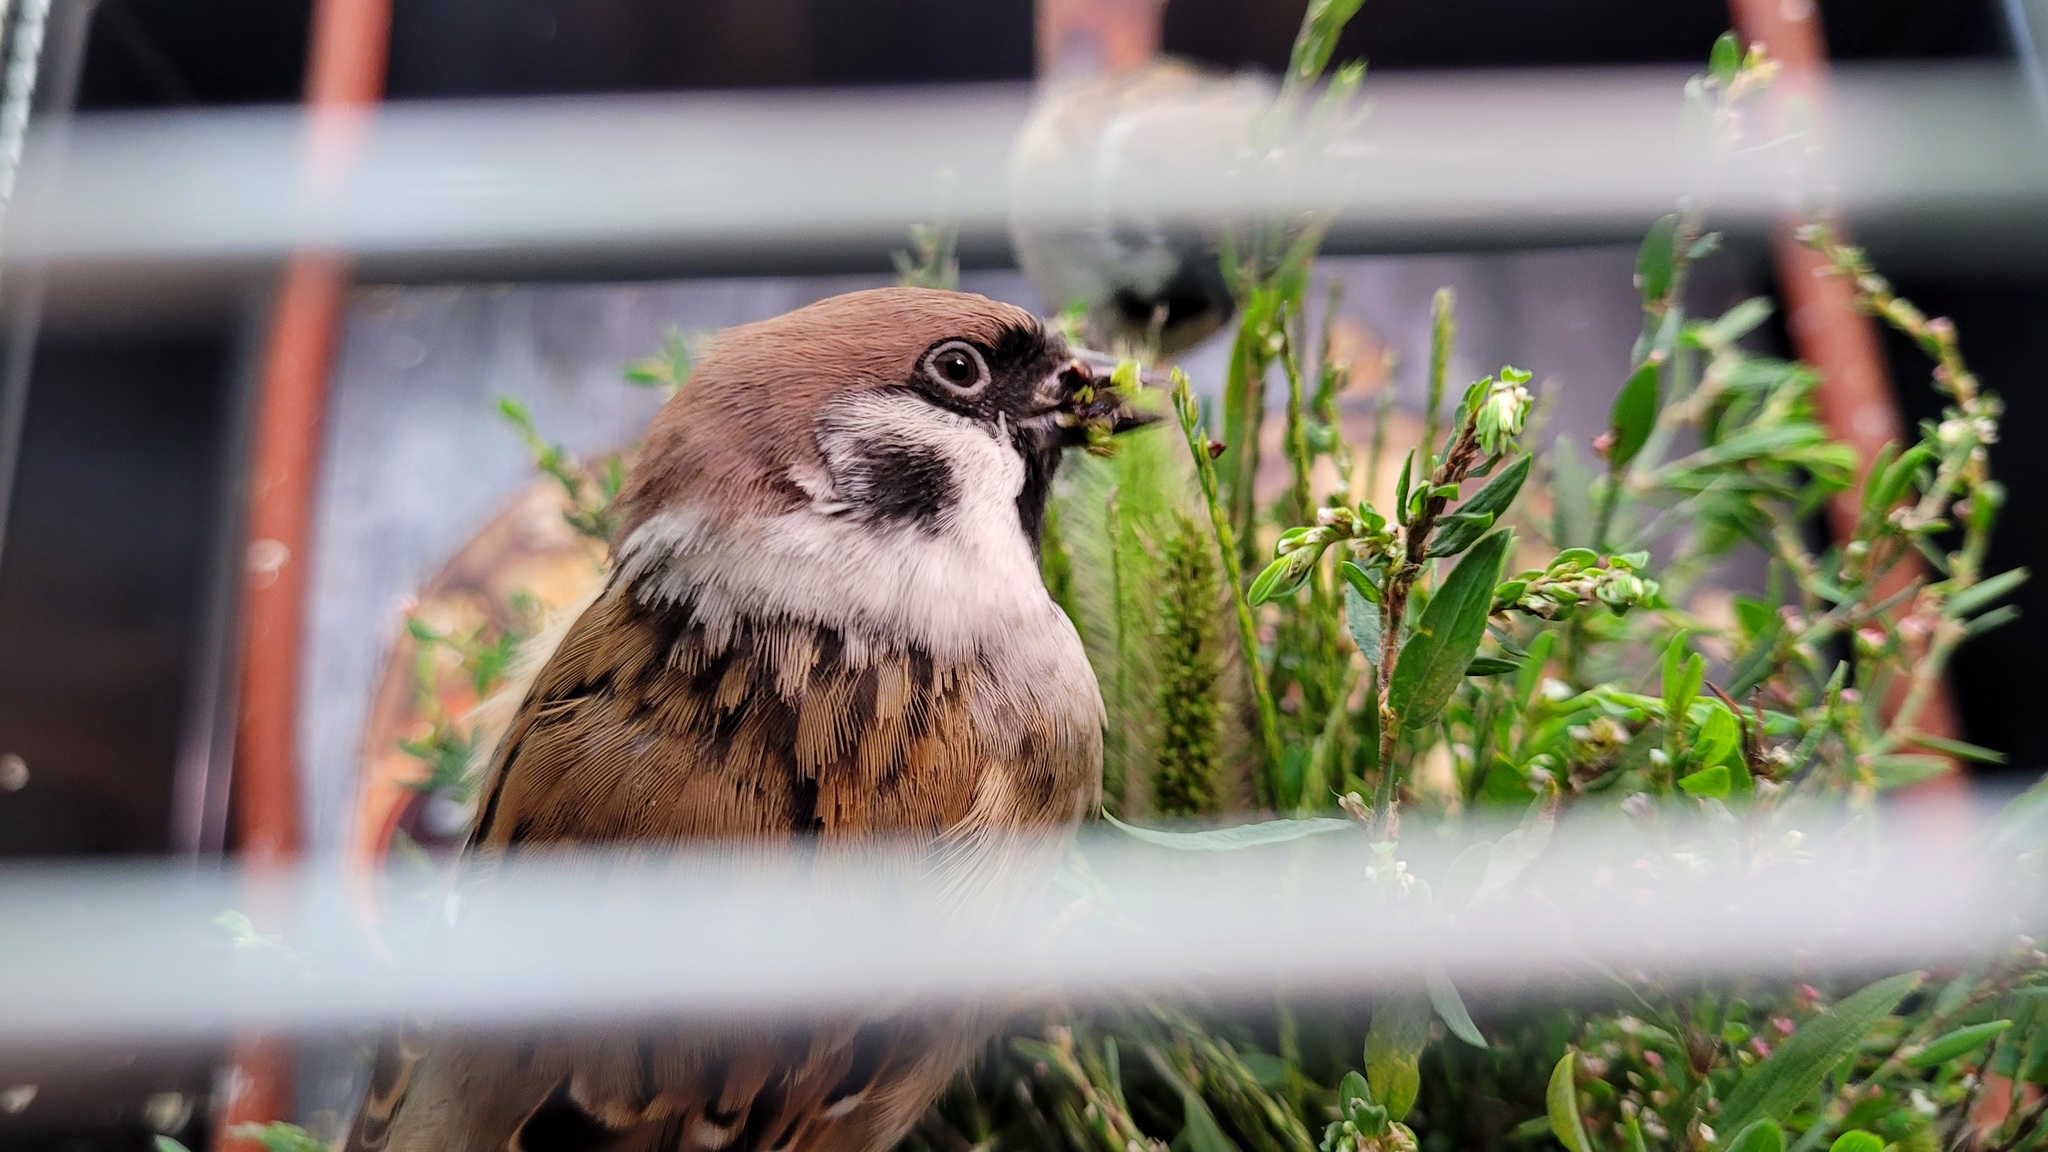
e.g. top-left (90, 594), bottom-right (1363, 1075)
top-left (616, 394), bottom-right (1077, 675)
top-left (812, 391), bottom-right (1026, 536)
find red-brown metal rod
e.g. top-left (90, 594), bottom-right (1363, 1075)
top-left (219, 0), bottom-right (389, 1141)
top-left (1726, 0), bottom-right (1965, 796)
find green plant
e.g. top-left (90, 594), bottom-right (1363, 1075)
top-left (923, 25), bottom-right (2047, 1152)
top-left (1154, 512), bottom-right (1229, 817)
top-left (395, 593), bottom-right (539, 804)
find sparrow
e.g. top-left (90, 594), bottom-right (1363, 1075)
top-left (346, 287), bottom-right (1152, 1152)
top-left (1009, 60), bottom-right (1267, 353)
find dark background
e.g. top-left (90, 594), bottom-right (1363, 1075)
top-left (75, 0), bottom-right (2009, 109)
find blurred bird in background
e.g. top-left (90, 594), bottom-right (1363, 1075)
top-left (1010, 61), bottom-right (1272, 354)
top-left (345, 288), bottom-right (1152, 1152)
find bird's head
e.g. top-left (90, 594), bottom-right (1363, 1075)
top-left (612, 287), bottom-right (1155, 552)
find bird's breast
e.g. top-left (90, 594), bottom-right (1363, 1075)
top-left (477, 509), bottom-right (1103, 849)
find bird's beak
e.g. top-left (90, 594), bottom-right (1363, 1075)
top-left (1024, 350), bottom-right (1165, 451)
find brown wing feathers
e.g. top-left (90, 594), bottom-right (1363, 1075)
top-left (469, 579), bottom-right (1025, 849)
top-left (352, 574), bottom-right (1087, 1152)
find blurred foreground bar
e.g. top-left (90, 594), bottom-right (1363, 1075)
top-left (9, 63), bottom-right (2045, 289)
top-left (0, 809), bottom-right (2039, 1047)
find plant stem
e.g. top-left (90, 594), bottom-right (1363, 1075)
top-left (1371, 412), bottom-right (1488, 836)
top-left (1174, 372), bottom-right (1286, 791)
top-left (1280, 314), bottom-right (1316, 528)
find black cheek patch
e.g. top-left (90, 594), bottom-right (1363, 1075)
top-left (1015, 441), bottom-right (1060, 554)
top-left (844, 440), bottom-right (957, 532)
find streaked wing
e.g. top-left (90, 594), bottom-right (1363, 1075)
top-left (346, 578), bottom-right (1096, 1152)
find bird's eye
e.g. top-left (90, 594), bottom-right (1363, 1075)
top-left (923, 341), bottom-right (990, 397)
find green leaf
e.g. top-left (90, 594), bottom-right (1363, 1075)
top-left (1870, 754), bottom-right (1951, 790)
top-left (1728, 613), bottom-right (1787, 698)
top-left (1829, 1132), bottom-right (1885, 1152)
top-left (495, 394), bottom-right (534, 428)
top-left (1474, 798), bottom-right (1556, 904)
top-left (1547, 1050), bottom-right (1592, 1152)
top-left (1636, 213), bottom-right (1681, 303)
top-left (1900, 731), bottom-right (2005, 764)
top-left (231, 1125), bottom-right (329, 1152)
top-left (1340, 560), bottom-right (1382, 603)
top-left (1466, 656), bottom-right (1520, 676)
top-left (1252, 543), bottom-right (1325, 606)
top-left (1428, 511), bottom-right (1496, 557)
top-left (1395, 449), bottom-right (1416, 525)
top-left (1946, 568), bottom-right (2029, 620)
top-left (1693, 703), bottom-right (1740, 766)
top-left (1459, 454), bottom-right (1532, 519)
top-left (1101, 811), bottom-right (1353, 850)
top-left (1389, 531), bottom-right (1513, 729)
top-left (1702, 297), bottom-right (1774, 348)
top-left (1677, 764), bottom-right (1731, 799)
top-left (1871, 443), bottom-right (1933, 513)
top-left (1248, 555), bottom-right (1293, 606)
top-left (1241, 1051), bottom-right (1288, 1090)
top-left (1179, 1087), bottom-right (1239, 1152)
top-left (1346, 581), bottom-right (1385, 665)
top-left (1366, 999), bottom-right (1429, 1121)
top-left (1661, 636), bottom-right (1704, 734)
top-left (1671, 423), bottom-right (1827, 470)
top-left (1718, 972), bottom-right (1922, 1135)
top-left (1906, 1019), bottom-right (2012, 1066)
top-left (1725, 1120), bottom-right (1785, 1152)
top-left (1608, 359), bottom-right (1660, 468)
top-left (1338, 1069), bottom-right (1373, 1109)
top-left (1425, 967), bottom-right (1488, 1048)
top-left (1443, 841), bottom-right (1491, 908)
top-left (1709, 31), bottom-right (1742, 87)
top-left (154, 1139), bottom-right (192, 1152)
top-left (1287, 0), bottom-right (1367, 82)
top-left (1966, 605), bottom-right (2021, 637)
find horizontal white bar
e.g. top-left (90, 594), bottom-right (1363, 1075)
top-left (2, 65), bottom-right (2041, 272)
top-left (0, 807), bottom-right (2036, 1047)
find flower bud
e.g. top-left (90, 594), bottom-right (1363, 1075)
top-left (1475, 372), bottom-right (1533, 456)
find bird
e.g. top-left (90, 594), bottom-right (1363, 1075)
top-left (1009, 60), bottom-right (1270, 354)
top-left (345, 287), bottom-right (1153, 1152)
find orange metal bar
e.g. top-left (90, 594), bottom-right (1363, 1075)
top-left (219, 0), bottom-right (390, 1141)
top-left (1726, 0), bottom-right (1966, 795)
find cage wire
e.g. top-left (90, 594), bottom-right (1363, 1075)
top-left (1, 66), bottom-right (2041, 274)
top-left (0, 808), bottom-right (2040, 1043)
